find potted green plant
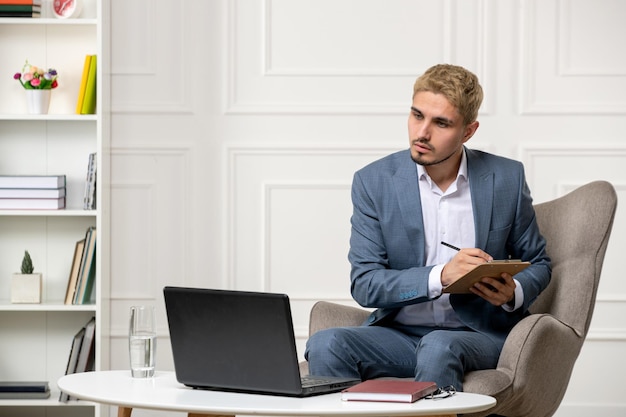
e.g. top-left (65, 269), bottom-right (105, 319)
top-left (11, 250), bottom-right (42, 304)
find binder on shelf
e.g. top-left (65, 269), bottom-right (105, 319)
top-left (76, 55), bottom-right (93, 114)
top-left (59, 316), bottom-right (96, 402)
top-left (74, 317), bottom-right (96, 374)
top-left (81, 55), bottom-right (97, 115)
top-left (59, 326), bottom-right (85, 402)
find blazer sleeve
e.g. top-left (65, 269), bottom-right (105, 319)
top-left (348, 169), bottom-right (432, 309)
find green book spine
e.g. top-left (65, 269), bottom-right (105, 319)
top-left (81, 55), bottom-right (97, 115)
top-left (0, 5), bottom-right (41, 12)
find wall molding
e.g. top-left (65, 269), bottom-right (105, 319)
top-left (520, 0), bottom-right (626, 114)
top-left (226, 0), bottom-right (494, 115)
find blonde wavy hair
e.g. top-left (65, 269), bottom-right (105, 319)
top-left (413, 64), bottom-right (483, 126)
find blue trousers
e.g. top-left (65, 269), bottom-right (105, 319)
top-left (304, 324), bottom-right (503, 391)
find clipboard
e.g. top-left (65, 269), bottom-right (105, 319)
top-left (442, 260), bottom-right (531, 294)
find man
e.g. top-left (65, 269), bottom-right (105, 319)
top-left (305, 64), bottom-right (551, 390)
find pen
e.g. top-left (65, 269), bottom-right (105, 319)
top-left (441, 241), bottom-right (461, 251)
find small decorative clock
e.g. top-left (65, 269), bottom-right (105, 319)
top-left (52, 0), bottom-right (83, 19)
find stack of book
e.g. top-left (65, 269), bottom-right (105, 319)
top-left (0, 175), bottom-right (66, 210)
top-left (0, 381), bottom-right (50, 399)
top-left (64, 226), bottom-right (97, 305)
top-left (0, 0), bottom-right (41, 18)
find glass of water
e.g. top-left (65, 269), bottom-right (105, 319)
top-left (129, 305), bottom-right (157, 378)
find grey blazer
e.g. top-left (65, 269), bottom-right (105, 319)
top-left (348, 148), bottom-right (551, 345)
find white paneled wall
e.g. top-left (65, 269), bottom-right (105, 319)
top-left (109, 1), bottom-right (626, 416)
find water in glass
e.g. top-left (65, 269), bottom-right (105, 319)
top-left (129, 306), bottom-right (157, 378)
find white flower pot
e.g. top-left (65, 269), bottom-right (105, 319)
top-left (11, 273), bottom-right (42, 304)
top-left (25, 89), bottom-right (52, 115)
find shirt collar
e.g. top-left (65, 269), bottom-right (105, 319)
top-left (417, 148), bottom-right (468, 185)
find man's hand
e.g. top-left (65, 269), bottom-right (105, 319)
top-left (470, 273), bottom-right (516, 307)
top-left (441, 248), bottom-right (493, 287)
top-left (441, 248), bottom-right (516, 307)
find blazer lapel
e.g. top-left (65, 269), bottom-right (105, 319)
top-left (466, 149), bottom-right (494, 250)
top-left (392, 152), bottom-right (426, 265)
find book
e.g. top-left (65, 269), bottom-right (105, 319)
top-left (64, 238), bottom-right (86, 305)
top-left (59, 326), bottom-right (85, 402)
top-left (442, 260), bottom-right (531, 294)
top-left (0, 0), bottom-right (42, 4)
top-left (76, 55), bottom-right (93, 114)
top-left (75, 317), bottom-right (96, 373)
top-left (0, 5), bottom-right (41, 11)
top-left (0, 381), bottom-right (48, 392)
top-left (73, 227), bottom-right (96, 304)
top-left (0, 390), bottom-right (50, 399)
top-left (0, 187), bottom-right (65, 198)
top-left (341, 380), bottom-right (438, 403)
top-left (83, 152), bottom-right (97, 209)
top-left (0, 175), bottom-right (65, 189)
top-left (72, 227), bottom-right (92, 304)
top-left (81, 55), bottom-right (97, 114)
top-left (0, 10), bottom-right (40, 16)
top-left (77, 246), bottom-right (96, 304)
top-left (0, 197), bottom-right (65, 210)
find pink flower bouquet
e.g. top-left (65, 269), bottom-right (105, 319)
top-left (14, 60), bottom-right (58, 89)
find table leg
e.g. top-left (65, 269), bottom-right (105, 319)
top-left (118, 407), bottom-right (133, 417)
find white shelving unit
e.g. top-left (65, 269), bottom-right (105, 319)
top-left (0, 1), bottom-right (109, 416)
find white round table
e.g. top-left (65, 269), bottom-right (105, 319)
top-left (58, 370), bottom-right (496, 417)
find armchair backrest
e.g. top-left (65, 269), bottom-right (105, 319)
top-left (530, 181), bottom-right (617, 338)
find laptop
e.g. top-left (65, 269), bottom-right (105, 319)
top-left (163, 286), bottom-right (360, 397)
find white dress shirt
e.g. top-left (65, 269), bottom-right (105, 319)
top-left (395, 150), bottom-right (523, 327)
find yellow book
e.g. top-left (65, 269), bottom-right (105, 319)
top-left (81, 54), bottom-right (97, 115)
top-left (75, 55), bottom-right (92, 114)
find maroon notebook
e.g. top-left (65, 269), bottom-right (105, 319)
top-left (341, 380), bottom-right (438, 403)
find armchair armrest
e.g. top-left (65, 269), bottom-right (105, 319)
top-left (308, 301), bottom-right (370, 336)
top-left (464, 313), bottom-right (583, 417)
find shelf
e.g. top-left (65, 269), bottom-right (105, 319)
top-left (0, 210), bottom-right (96, 217)
top-left (0, 114), bottom-right (97, 121)
top-left (0, 18), bottom-right (97, 25)
top-left (0, 2), bottom-right (107, 414)
top-left (0, 389), bottom-right (95, 407)
top-left (0, 301), bottom-right (96, 312)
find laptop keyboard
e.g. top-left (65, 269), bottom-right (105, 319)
top-left (301, 375), bottom-right (336, 387)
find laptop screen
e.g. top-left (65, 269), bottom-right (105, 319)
top-left (164, 286), bottom-right (305, 395)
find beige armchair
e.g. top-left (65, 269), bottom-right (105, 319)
top-left (302, 181), bottom-right (617, 417)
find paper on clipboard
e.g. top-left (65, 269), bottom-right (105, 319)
top-left (442, 260), bottom-right (531, 294)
